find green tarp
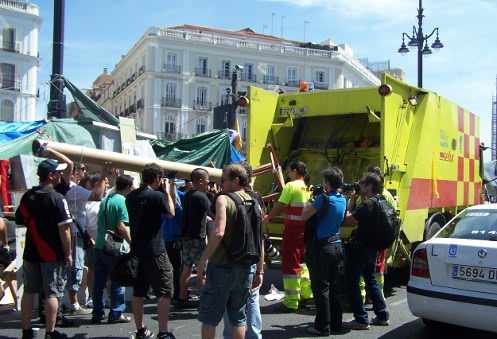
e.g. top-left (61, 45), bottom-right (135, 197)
top-left (63, 77), bottom-right (120, 126)
top-left (0, 119), bottom-right (97, 160)
top-left (151, 129), bottom-right (232, 168)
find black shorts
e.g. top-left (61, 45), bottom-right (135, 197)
top-left (133, 251), bottom-right (173, 298)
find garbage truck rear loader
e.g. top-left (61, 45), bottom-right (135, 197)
top-left (247, 74), bottom-right (482, 267)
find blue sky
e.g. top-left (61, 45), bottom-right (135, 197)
top-left (33, 0), bottom-right (497, 147)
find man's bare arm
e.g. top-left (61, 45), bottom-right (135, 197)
top-left (45, 147), bottom-right (74, 184)
top-left (58, 223), bottom-right (72, 266)
top-left (116, 221), bottom-right (132, 243)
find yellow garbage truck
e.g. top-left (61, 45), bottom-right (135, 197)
top-left (247, 74), bottom-right (482, 266)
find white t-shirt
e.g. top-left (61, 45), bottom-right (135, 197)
top-left (85, 200), bottom-right (101, 239)
top-left (65, 182), bottom-right (91, 233)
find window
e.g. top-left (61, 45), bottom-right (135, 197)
top-left (167, 53), bottom-right (177, 66)
top-left (316, 71), bottom-right (325, 83)
top-left (288, 67), bottom-right (297, 82)
top-left (165, 115), bottom-right (176, 135)
top-left (222, 60), bottom-right (231, 78)
top-left (2, 28), bottom-right (15, 50)
top-left (0, 63), bottom-right (15, 89)
top-left (196, 87), bottom-right (208, 105)
top-left (165, 82), bottom-right (176, 100)
top-left (244, 63), bottom-right (254, 80)
top-left (0, 99), bottom-right (14, 121)
top-left (437, 210), bottom-right (497, 241)
top-left (196, 118), bottom-right (206, 135)
top-left (266, 65), bottom-right (275, 78)
top-left (199, 57), bottom-right (208, 72)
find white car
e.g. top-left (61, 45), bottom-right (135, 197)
top-left (407, 204), bottom-right (497, 333)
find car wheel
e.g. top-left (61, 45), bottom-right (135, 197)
top-left (424, 221), bottom-right (442, 240)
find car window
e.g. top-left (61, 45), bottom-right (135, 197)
top-left (437, 210), bottom-right (497, 241)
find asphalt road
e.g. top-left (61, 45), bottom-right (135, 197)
top-left (1, 267), bottom-right (496, 339)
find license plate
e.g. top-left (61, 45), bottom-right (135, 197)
top-left (452, 264), bottom-right (497, 284)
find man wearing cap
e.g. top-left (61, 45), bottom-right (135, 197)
top-left (15, 159), bottom-right (73, 339)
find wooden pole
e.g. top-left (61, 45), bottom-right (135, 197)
top-left (34, 139), bottom-right (223, 182)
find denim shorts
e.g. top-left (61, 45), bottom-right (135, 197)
top-left (23, 260), bottom-right (67, 298)
top-left (199, 264), bottom-right (255, 327)
top-left (67, 234), bottom-right (85, 292)
top-left (181, 238), bottom-right (206, 267)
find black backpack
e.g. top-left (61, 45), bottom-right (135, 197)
top-left (221, 192), bottom-right (263, 265)
top-left (367, 195), bottom-right (400, 250)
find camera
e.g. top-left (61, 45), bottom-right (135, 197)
top-left (342, 182), bottom-right (361, 193)
top-left (310, 185), bottom-right (325, 197)
top-left (164, 171), bottom-right (177, 180)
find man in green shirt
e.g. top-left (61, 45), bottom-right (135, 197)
top-left (92, 175), bottom-right (133, 324)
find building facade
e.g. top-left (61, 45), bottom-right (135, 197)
top-left (0, 0), bottom-right (40, 122)
top-left (92, 25), bottom-right (380, 140)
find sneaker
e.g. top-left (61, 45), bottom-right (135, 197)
top-left (91, 314), bottom-right (105, 324)
top-left (45, 330), bottom-right (68, 339)
top-left (372, 317), bottom-right (390, 326)
top-left (85, 298), bottom-right (93, 309)
top-left (108, 314), bottom-right (132, 324)
top-left (69, 306), bottom-right (92, 316)
top-left (136, 327), bottom-right (155, 339)
top-left (157, 332), bottom-right (176, 339)
top-left (22, 329), bottom-right (37, 339)
top-left (342, 320), bottom-right (370, 330)
top-left (330, 327), bottom-right (351, 335)
top-left (305, 326), bottom-right (329, 336)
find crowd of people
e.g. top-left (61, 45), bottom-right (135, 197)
top-left (10, 143), bottom-right (398, 339)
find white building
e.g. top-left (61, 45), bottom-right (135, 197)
top-left (0, 0), bottom-right (40, 122)
top-left (93, 24), bottom-right (380, 140)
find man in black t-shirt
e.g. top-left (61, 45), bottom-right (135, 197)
top-left (343, 173), bottom-right (390, 331)
top-left (16, 159), bottom-right (73, 339)
top-left (178, 168), bottom-right (211, 305)
top-left (126, 163), bottom-right (176, 339)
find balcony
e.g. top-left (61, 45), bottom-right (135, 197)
top-left (161, 97), bottom-right (182, 108)
top-left (194, 68), bottom-right (212, 78)
top-left (286, 80), bottom-right (300, 87)
top-left (163, 64), bottom-right (182, 74)
top-left (314, 81), bottom-right (329, 90)
top-left (263, 75), bottom-right (279, 85)
top-left (0, 0), bottom-right (27, 11)
top-left (240, 72), bottom-right (257, 83)
top-left (193, 100), bottom-right (212, 111)
top-left (0, 80), bottom-right (20, 92)
top-left (218, 70), bottom-right (231, 80)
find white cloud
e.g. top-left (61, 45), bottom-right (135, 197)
top-left (264, 0), bottom-right (414, 19)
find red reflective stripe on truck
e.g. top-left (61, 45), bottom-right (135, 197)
top-left (469, 113), bottom-right (476, 136)
top-left (407, 179), bottom-right (458, 210)
top-left (458, 107), bottom-right (465, 133)
top-left (458, 157), bottom-right (465, 181)
top-left (469, 159), bottom-right (475, 182)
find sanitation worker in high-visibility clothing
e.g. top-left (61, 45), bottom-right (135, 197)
top-left (265, 160), bottom-right (313, 311)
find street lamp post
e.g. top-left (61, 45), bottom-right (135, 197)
top-left (398, 0), bottom-right (444, 88)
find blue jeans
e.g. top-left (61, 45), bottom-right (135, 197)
top-left (92, 249), bottom-right (125, 319)
top-left (223, 266), bottom-right (261, 339)
top-left (346, 244), bottom-right (389, 324)
top-left (198, 263), bottom-right (255, 327)
top-left (67, 234), bottom-right (84, 292)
